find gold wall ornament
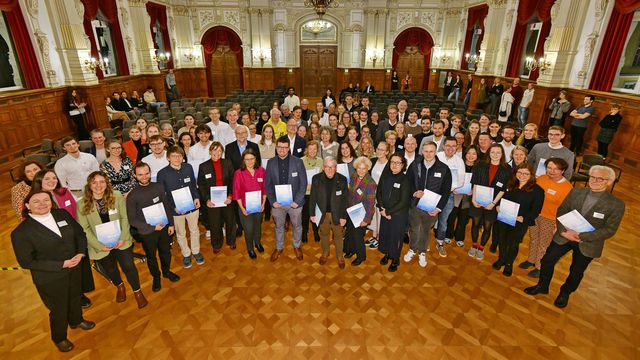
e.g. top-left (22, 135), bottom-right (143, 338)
top-left (304, 0), bottom-right (339, 19)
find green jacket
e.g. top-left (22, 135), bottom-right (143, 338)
top-left (77, 191), bottom-right (133, 260)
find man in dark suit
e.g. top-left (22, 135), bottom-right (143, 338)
top-left (285, 118), bottom-right (306, 158)
top-left (375, 105), bottom-right (399, 145)
top-left (225, 125), bottom-right (261, 170)
top-left (364, 81), bottom-right (375, 94)
top-left (265, 136), bottom-right (308, 262)
top-left (525, 166), bottom-right (625, 308)
top-left (111, 91), bottom-right (136, 119)
top-left (443, 72), bottom-right (454, 98)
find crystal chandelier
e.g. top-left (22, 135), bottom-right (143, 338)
top-left (302, 20), bottom-right (332, 34)
top-left (304, 0), bottom-right (339, 19)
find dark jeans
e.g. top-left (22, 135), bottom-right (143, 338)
top-left (206, 205), bottom-right (236, 249)
top-left (550, 117), bottom-right (564, 127)
top-left (71, 114), bottom-right (90, 140)
top-left (469, 206), bottom-right (497, 247)
top-left (96, 245), bottom-right (141, 291)
top-left (35, 266), bottom-right (83, 343)
top-left (597, 141), bottom-right (610, 158)
top-left (538, 241), bottom-right (594, 294)
top-left (569, 125), bottom-right (588, 154)
top-left (347, 221), bottom-right (367, 261)
top-left (139, 228), bottom-right (172, 278)
top-left (446, 205), bottom-right (471, 245)
top-left (301, 194), bottom-right (320, 242)
top-left (494, 221), bottom-right (529, 265)
top-left (238, 212), bottom-right (263, 250)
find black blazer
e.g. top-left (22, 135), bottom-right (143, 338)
top-left (289, 135), bottom-right (306, 158)
top-left (309, 173), bottom-right (349, 224)
top-left (11, 209), bottom-right (87, 286)
top-left (197, 158), bottom-right (235, 202)
top-left (471, 163), bottom-right (512, 201)
top-left (224, 140), bottom-right (261, 170)
top-left (376, 170), bottom-right (411, 216)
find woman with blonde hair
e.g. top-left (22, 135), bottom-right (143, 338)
top-left (516, 123), bottom-right (540, 152)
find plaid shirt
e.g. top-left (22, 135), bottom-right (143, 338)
top-left (348, 173), bottom-right (377, 224)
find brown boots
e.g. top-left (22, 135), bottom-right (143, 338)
top-left (116, 283), bottom-right (148, 309)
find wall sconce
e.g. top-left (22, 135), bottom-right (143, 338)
top-left (83, 57), bottom-right (106, 71)
top-left (183, 48), bottom-right (200, 62)
top-left (440, 54), bottom-right (451, 64)
top-left (526, 56), bottom-right (552, 73)
top-left (465, 53), bottom-right (482, 66)
top-left (367, 48), bottom-right (384, 67)
top-left (434, 50), bottom-right (450, 65)
top-left (344, 69), bottom-right (349, 73)
top-left (252, 48), bottom-right (270, 66)
top-left (288, 68), bottom-right (294, 73)
top-left (153, 52), bottom-right (171, 65)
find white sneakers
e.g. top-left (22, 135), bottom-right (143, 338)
top-left (403, 249), bottom-right (416, 262)
top-left (418, 253), bottom-right (427, 267)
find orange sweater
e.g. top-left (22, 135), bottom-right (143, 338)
top-left (536, 175), bottom-right (573, 220)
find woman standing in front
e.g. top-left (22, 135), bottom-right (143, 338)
top-left (492, 163), bottom-right (544, 276)
top-left (445, 146), bottom-right (479, 248)
top-left (11, 190), bottom-right (96, 352)
top-left (11, 160), bottom-right (43, 220)
top-left (233, 150), bottom-right (267, 259)
top-left (468, 144), bottom-right (512, 261)
top-left (76, 171), bottom-right (148, 308)
top-left (346, 156), bottom-right (377, 266)
top-left (366, 141), bottom-right (390, 250)
top-left (376, 154), bottom-right (411, 272)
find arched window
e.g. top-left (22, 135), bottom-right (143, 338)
top-left (0, 11), bottom-right (23, 90)
top-left (519, 20), bottom-right (544, 78)
top-left (90, 12), bottom-right (118, 76)
top-left (611, 10), bottom-right (640, 93)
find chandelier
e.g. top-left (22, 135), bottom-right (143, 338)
top-left (302, 20), bottom-right (332, 34)
top-left (304, 0), bottom-right (339, 18)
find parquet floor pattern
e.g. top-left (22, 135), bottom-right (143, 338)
top-left (0, 169), bottom-right (638, 359)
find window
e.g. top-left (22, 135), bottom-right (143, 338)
top-left (0, 11), bottom-right (23, 91)
top-left (519, 21), bottom-right (543, 78)
top-left (466, 25), bottom-right (482, 71)
top-left (152, 20), bottom-right (169, 70)
top-left (91, 12), bottom-right (118, 77)
top-left (612, 10), bottom-right (640, 94)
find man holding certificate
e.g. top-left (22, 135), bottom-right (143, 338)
top-left (434, 137), bottom-right (465, 257)
top-left (309, 157), bottom-right (349, 269)
top-left (265, 136), bottom-right (308, 262)
top-left (404, 141), bottom-right (452, 268)
top-left (126, 162), bottom-right (179, 293)
top-left (157, 146), bottom-right (203, 269)
top-left (527, 125), bottom-right (574, 179)
top-left (525, 166), bottom-right (625, 308)
top-left (492, 163), bottom-right (544, 276)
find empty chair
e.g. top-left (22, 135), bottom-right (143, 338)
top-left (142, 112), bottom-right (155, 121)
top-left (175, 112), bottom-right (186, 122)
top-left (102, 128), bottom-right (116, 141)
top-left (78, 140), bottom-right (93, 153)
top-left (158, 112), bottom-right (171, 121)
top-left (26, 153), bottom-right (55, 169)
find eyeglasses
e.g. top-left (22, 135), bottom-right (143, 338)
top-left (276, 146), bottom-right (290, 150)
top-left (516, 171), bottom-right (531, 176)
top-left (589, 176), bottom-right (609, 182)
top-left (390, 160), bottom-right (403, 165)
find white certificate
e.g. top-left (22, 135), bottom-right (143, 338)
top-left (245, 190), bottom-right (262, 214)
top-left (171, 187), bottom-right (196, 214)
top-left (95, 220), bottom-right (121, 247)
top-left (313, 204), bottom-right (322, 226)
top-left (209, 186), bottom-right (228, 208)
top-left (475, 185), bottom-right (494, 207)
top-left (337, 163), bottom-right (350, 182)
top-left (142, 203), bottom-right (169, 227)
top-left (558, 209), bottom-right (595, 233)
top-left (417, 189), bottom-right (442, 213)
top-left (497, 198), bottom-right (520, 226)
top-left (306, 168), bottom-right (320, 184)
top-left (275, 184), bottom-right (293, 206)
top-left (458, 173), bottom-right (473, 195)
top-left (346, 202), bottom-right (366, 226)
top-left (535, 158), bottom-right (547, 177)
top-left (450, 168), bottom-right (459, 188)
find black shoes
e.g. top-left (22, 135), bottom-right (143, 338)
top-left (388, 259), bottom-right (399, 272)
top-left (80, 294), bottom-right (91, 308)
top-left (163, 272), bottom-right (181, 282)
top-left (519, 260), bottom-right (534, 269)
top-left (248, 250), bottom-right (257, 259)
top-left (554, 292), bottom-right (570, 308)
top-left (524, 285), bottom-right (549, 295)
top-left (502, 264), bottom-right (513, 277)
top-left (492, 260), bottom-right (504, 270)
top-left (528, 269), bottom-right (540, 278)
top-left (255, 243), bottom-right (265, 253)
top-left (351, 258), bottom-right (364, 266)
top-left (152, 277), bottom-right (161, 292)
top-left (70, 320), bottom-right (96, 330)
top-left (55, 339), bottom-right (74, 352)
top-left (489, 243), bottom-right (498, 253)
top-left (379, 255), bottom-right (389, 265)
top-left (344, 252), bottom-right (355, 259)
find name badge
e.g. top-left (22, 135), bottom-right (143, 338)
top-left (205, 173), bottom-right (212, 179)
top-left (57, 220), bottom-right (68, 227)
top-left (123, 165), bottom-right (130, 170)
top-left (336, 190), bottom-right (342, 196)
top-left (547, 189), bottom-right (557, 195)
top-left (153, 197), bottom-right (160, 203)
top-left (64, 200), bottom-right (71, 207)
top-left (257, 178), bottom-right (263, 182)
top-left (357, 188), bottom-right (363, 195)
top-left (108, 209), bottom-right (118, 215)
top-left (184, 178), bottom-right (191, 183)
top-left (297, 148), bottom-right (302, 153)
top-left (593, 212), bottom-right (605, 219)
top-left (496, 182), bottom-right (503, 187)
top-left (393, 183), bottom-right (401, 188)
top-left (292, 172), bottom-right (298, 177)
top-left (434, 172), bottom-right (441, 178)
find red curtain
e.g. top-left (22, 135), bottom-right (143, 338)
top-left (392, 28), bottom-right (434, 90)
top-left (589, 0), bottom-right (640, 91)
top-left (460, 4), bottom-right (489, 70)
top-left (0, 0), bottom-right (45, 88)
top-left (201, 26), bottom-right (244, 97)
top-left (81, 0), bottom-right (129, 79)
top-left (146, 2), bottom-right (173, 69)
top-left (505, 0), bottom-right (556, 79)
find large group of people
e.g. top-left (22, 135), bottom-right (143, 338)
top-left (11, 85), bottom-right (626, 352)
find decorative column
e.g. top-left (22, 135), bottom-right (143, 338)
top-left (272, 9), bottom-right (288, 67)
top-left (249, 8), bottom-right (273, 67)
top-left (437, 7), bottom-right (464, 69)
top-left (364, 9), bottom-right (386, 69)
top-left (475, 0), bottom-right (518, 76)
top-left (128, 0), bottom-right (160, 75)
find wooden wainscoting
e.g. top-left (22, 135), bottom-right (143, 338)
top-left (173, 68), bottom-right (208, 99)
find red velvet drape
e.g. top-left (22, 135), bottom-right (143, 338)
top-left (460, 4), bottom-right (489, 70)
top-left (81, 0), bottom-right (129, 79)
top-left (589, 0), bottom-right (640, 91)
top-left (505, 0), bottom-right (556, 79)
top-left (0, 0), bottom-right (45, 89)
top-left (146, 2), bottom-right (173, 69)
top-left (201, 26), bottom-right (244, 97)
top-left (392, 28), bottom-right (434, 90)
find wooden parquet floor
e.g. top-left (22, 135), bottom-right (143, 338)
top-left (1, 167), bottom-right (639, 359)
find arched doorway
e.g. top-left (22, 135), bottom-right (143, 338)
top-left (392, 28), bottom-right (434, 90)
top-left (299, 19), bottom-right (338, 97)
top-left (201, 26), bottom-right (243, 98)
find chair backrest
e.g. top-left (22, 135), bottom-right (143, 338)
top-left (79, 140), bottom-right (93, 152)
top-left (578, 154), bottom-right (605, 175)
top-left (26, 153), bottom-right (53, 168)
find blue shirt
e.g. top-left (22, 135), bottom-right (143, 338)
top-left (571, 105), bottom-right (595, 128)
